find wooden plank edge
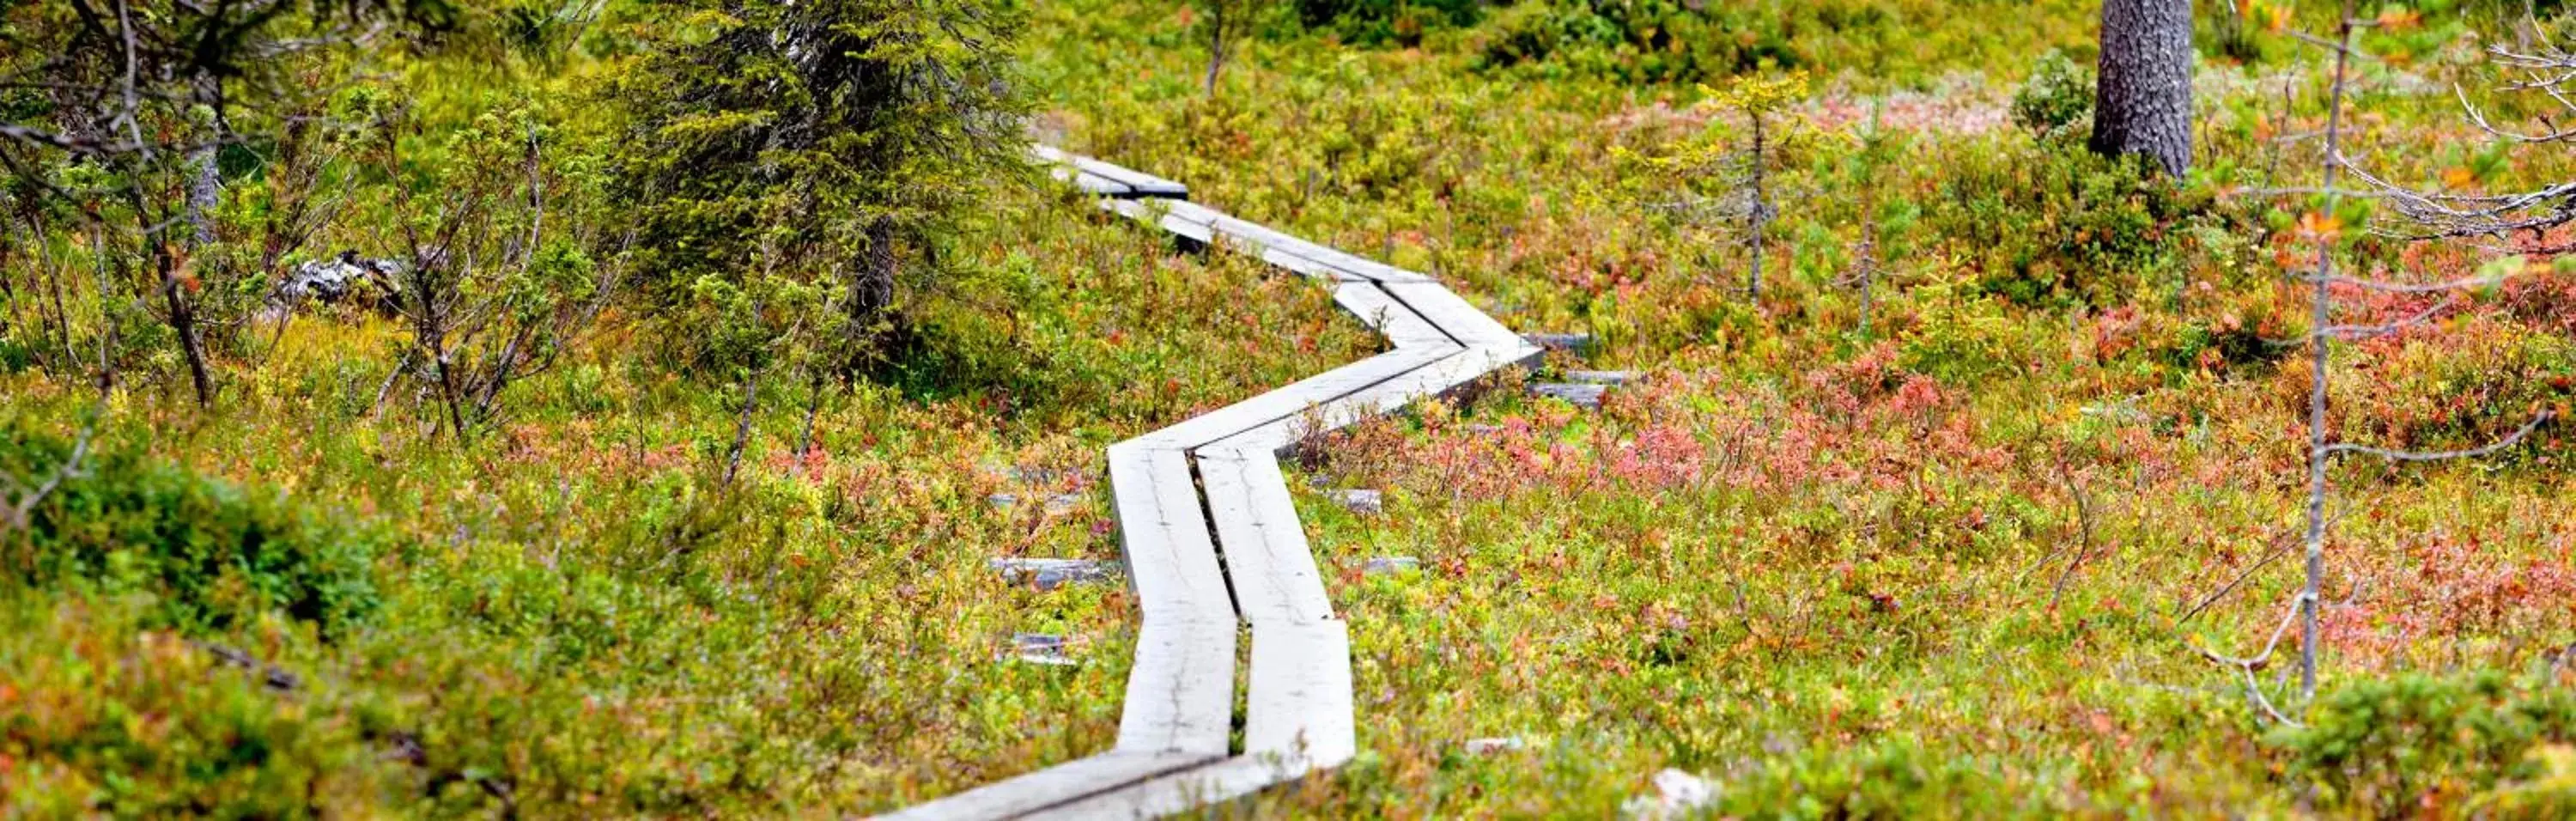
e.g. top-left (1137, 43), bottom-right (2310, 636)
top-left (867, 748), bottom-right (1216, 821)
top-left (1105, 444), bottom-right (1235, 623)
top-left (1242, 620), bottom-right (1357, 763)
top-left (1113, 613), bottom-right (1238, 757)
top-left (1196, 344), bottom-right (1532, 455)
top-left (1127, 345), bottom-right (1457, 452)
top-left (1192, 449), bottom-right (1334, 626)
top-left (1033, 746), bottom-right (1352, 820)
top-left (1331, 281), bottom-right (1457, 350)
top-left (1376, 282), bottom-right (1524, 348)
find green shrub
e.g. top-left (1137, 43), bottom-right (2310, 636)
top-left (0, 596), bottom-right (406, 817)
top-left (1713, 737), bottom-right (2042, 818)
top-left (2267, 671), bottom-right (2576, 818)
top-left (1899, 283), bottom-right (2025, 382)
top-left (1, 426), bottom-right (386, 638)
top-left (1294, 0), bottom-right (1481, 46)
top-left (1923, 139), bottom-right (2209, 309)
top-left (2008, 49), bottom-right (2093, 139)
top-left (1477, 0), bottom-right (1806, 84)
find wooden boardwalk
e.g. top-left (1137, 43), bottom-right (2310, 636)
top-left (875, 149), bottom-right (1540, 820)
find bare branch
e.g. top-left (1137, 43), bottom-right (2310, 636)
top-left (2316, 294), bottom-right (2458, 341)
top-left (2324, 409), bottom-right (2554, 462)
top-left (1, 424), bottom-right (94, 532)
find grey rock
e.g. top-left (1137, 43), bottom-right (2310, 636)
top-left (989, 557), bottom-right (1118, 590)
top-left (1461, 736), bottom-right (1528, 754)
top-left (1362, 556), bottom-right (1419, 575)
top-left (272, 251), bottom-right (401, 309)
top-left (1522, 332), bottom-right (1595, 356)
top-left (1005, 632), bottom-right (1079, 666)
top-left (1529, 382), bottom-right (1608, 410)
top-left (1327, 489), bottom-right (1383, 515)
top-left (987, 492), bottom-right (1084, 514)
top-left (1623, 769), bottom-right (1718, 819)
top-left (1564, 370), bottom-right (1635, 386)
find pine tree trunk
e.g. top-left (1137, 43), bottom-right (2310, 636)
top-left (1747, 113), bottom-right (1769, 301)
top-left (2091, 0), bottom-right (2195, 177)
top-left (847, 216), bottom-right (898, 365)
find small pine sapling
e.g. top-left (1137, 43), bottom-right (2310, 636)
top-left (1637, 73), bottom-right (1811, 301)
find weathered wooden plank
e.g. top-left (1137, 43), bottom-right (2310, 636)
top-left (1105, 444), bottom-right (1234, 623)
top-left (869, 748), bottom-right (1211, 821)
top-left (1032, 145), bottom-right (1190, 199)
top-left (1104, 198), bottom-right (1214, 246)
top-left (1331, 281), bottom-right (1454, 350)
top-left (1376, 282), bottom-right (1528, 349)
top-left (1361, 556), bottom-right (1419, 575)
top-left (1072, 172), bottom-right (1133, 198)
top-left (1069, 156), bottom-right (1189, 199)
top-left (1324, 489), bottom-right (1382, 515)
top-left (1128, 344), bottom-right (1455, 452)
top-left (1194, 449), bottom-right (1334, 626)
top-left (1197, 344), bottom-right (1529, 455)
top-left (1103, 445), bottom-right (1238, 757)
top-left (1206, 218), bottom-right (1430, 283)
top-left (1030, 145), bottom-right (1137, 198)
top-left (990, 557), bottom-right (1119, 590)
top-left (1113, 613), bottom-right (1236, 757)
top-left (1242, 620), bottom-right (1357, 764)
top-left (1256, 245), bottom-right (1370, 283)
top-left (1040, 748), bottom-right (1341, 820)
top-left (1028, 143), bottom-right (1076, 166)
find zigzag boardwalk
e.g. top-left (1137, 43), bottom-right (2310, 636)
top-left (876, 149), bottom-right (1540, 820)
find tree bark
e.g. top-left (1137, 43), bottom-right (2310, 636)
top-left (847, 216), bottom-right (898, 362)
top-left (2299, 3), bottom-right (2360, 707)
top-left (1203, 0), bottom-right (1228, 95)
top-left (721, 363), bottom-right (762, 487)
top-left (2091, 0), bottom-right (2195, 177)
top-left (1747, 113), bottom-right (1770, 301)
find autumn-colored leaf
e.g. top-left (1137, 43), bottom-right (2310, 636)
top-left (2296, 210), bottom-right (2343, 242)
top-left (2375, 9), bottom-right (2421, 30)
top-left (2441, 166), bottom-right (2477, 189)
